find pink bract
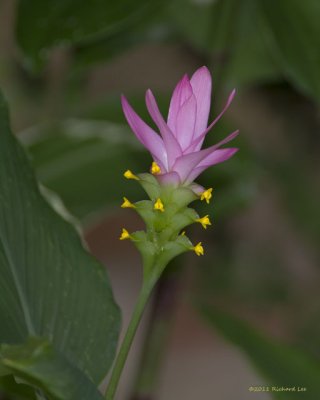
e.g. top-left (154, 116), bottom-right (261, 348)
top-left (121, 66), bottom-right (238, 187)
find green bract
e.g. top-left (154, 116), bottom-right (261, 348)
top-left (123, 172), bottom-right (208, 279)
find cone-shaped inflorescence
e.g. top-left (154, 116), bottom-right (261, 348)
top-left (121, 167), bottom-right (212, 278)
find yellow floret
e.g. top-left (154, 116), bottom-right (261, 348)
top-left (192, 242), bottom-right (204, 256)
top-left (121, 197), bottom-right (136, 209)
top-left (124, 170), bottom-right (139, 180)
top-left (151, 161), bottom-right (161, 175)
top-left (200, 188), bottom-right (213, 204)
top-left (154, 198), bottom-right (165, 212)
top-left (195, 215), bottom-right (211, 229)
top-left (119, 228), bottom-right (131, 240)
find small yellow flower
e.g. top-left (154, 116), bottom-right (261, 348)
top-left (192, 242), bottom-right (204, 256)
top-left (124, 170), bottom-right (139, 180)
top-left (195, 215), bottom-right (211, 229)
top-left (200, 188), bottom-right (213, 204)
top-left (119, 228), bottom-right (131, 240)
top-left (151, 161), bottom-right (161, 175)
top-left (154, 198), bottom-right (165, 212)
top-left (121, 197), bottom-right (136, 209)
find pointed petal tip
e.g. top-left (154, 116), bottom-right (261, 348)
top-left (181, 73), bottom-right (189, 81)
top-left (190, 66), bottom-right (212, 84)
top-left (180, 74), bottom-right (192, 90)
top-left (231, 129), bottom-right (240, 137)
top-left (194, 65), bottom-right (211, 76)
top-left (121, 94), bottom-right (130, 110)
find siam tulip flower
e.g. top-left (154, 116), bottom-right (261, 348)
top-left (121, 66), bottom-right (238, 192)
top-left (119, 66), bottom-right (239, 263)
top-left (106, 68), bottom-right (239, 400)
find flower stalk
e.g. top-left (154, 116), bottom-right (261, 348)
top-left (105, 268), bottom-right (159, 400)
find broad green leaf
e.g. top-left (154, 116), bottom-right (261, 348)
top-left (21, 119), bottom-right (148, 221)
top-left (0, 338), bottom-right (104, 400)
top-left (203, 307), bottom-right (320, 399)
top-left (16, 0), bottom-right (167, 70)
top-left (260, 0), bottom-right (320, 100)
top-left (0, 92), bottom-right (120, 384)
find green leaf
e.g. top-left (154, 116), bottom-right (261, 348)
top-left (168, 0), bottom-right (213, 53)
top-left (0, 375), bottom-right (36, 400)
top-left (72, 7), bottom-right (168, 72)
top-left (170, 0), bottom-right (281, 87)
top-left (224, 1), bottom-right (281, 87)
top-left (16, 0), bottom-right (168, 71)
top-left (0, 92), bottom-right (120, 384)
top-left (21, 119), bottom-right (148, 221)
top-left (0, 338), bottom-right (104, 400)
top-left (260, 0), bottom-right (320, 100)
top-left (203, 306), bottom-right (320, 399)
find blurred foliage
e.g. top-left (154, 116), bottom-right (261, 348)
top-left (203, 306), bottom-right (320, 399)
top-left (1, 0), bottom-right (320, 397)
top-left (260, 0), bottom-right (320, 100)
top-left (0, 375), bottom-right (36, 400)
top-left (16, 0), bottom-right (168, 71)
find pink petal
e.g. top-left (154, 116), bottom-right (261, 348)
top-left (121, 95), bottom-right (168, 170)
top-left (185, 148), bottom-right (238, 183)
top-left (189, 182), bottom-right (205, 195)
top-left (167, 74), bottom-right (193, 135)
top-left (145, 89), bottom-right (182, 169)
top-left (190, 66), bottom-right (212, 139)
top-left (187, 89), bottom-right (236, 152)
top-left (172, 130), bottom-right (239, 182)
top-left (176, 94), bottom-right (197, 150)
top-left (156, 171), bottom-right (181, 187)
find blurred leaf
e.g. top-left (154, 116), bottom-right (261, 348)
top-left (16, 0), bottom-right (167, 70)
top-left (0, 92), bottom-right (120, 384)
top-left (79, 92), bottom-right (170, 125)
top-left (72, 12), bottom-right (169, 72)
top-left (0, 375), bottom-right (36, 400)
top-left (260, 0), bottom-right (320, 100)
top-left (203, 306), bottom-right (320, 398)
top-left (0, 338), bottom-right (104, 400)
top-left (168, 0), bottom-right (213, 53)
top-left (194, 119), bottom-right (257, 220)
top-left (170, 0), bottom-right (281, 87)
top-left (224, 1), bottom-right (281, 87)
top-left (270, 162), bottom-right (320, 242)
top-left (21, 119), bottom-right (148, 221)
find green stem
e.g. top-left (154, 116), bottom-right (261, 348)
top-left (105, 273), bottom-right (158, 400)
top-left (131, 265), bottom-right (182, 399)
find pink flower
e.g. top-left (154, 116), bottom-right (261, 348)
top-left (121, 66), bottom-right (238, 188)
